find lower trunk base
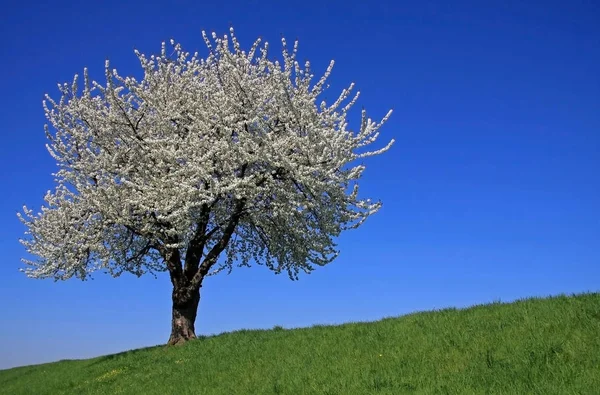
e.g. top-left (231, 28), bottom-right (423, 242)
top-left (168, 287), bottom-right (200, 346)
top-left (167, 321), bottom-right (197, 346)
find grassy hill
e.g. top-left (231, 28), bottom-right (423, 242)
top-left (1, 292), bottom-right (598, 394)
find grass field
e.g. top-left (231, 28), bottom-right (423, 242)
top-left (1, 292), bottom-right (598, 394)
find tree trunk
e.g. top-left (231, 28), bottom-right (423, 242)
top-left (168, 284), bottom-right (201, 346)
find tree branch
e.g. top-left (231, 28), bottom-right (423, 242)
top-left (126, 241), bottom-right (154, 264)
top-left (183, 203), bottom-right (211, 281)
top-left (164, 247), bottom-right (183, 287)
top-left (190, 198), bottom-right (246, 287)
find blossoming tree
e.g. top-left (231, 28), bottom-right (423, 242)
top-left (18, 28), bottom-right (394, 345)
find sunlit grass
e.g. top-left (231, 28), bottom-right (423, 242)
top-left (1, 292), bottom-right (598, 394)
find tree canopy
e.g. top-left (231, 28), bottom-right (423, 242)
top-left (19, 27), bottom-right (393, 289)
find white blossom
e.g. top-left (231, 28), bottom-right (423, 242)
top-left (18, 27), bottom-right (394, 283)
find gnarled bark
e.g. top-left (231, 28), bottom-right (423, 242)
top-left (168, 284), bottom-right (200, 345)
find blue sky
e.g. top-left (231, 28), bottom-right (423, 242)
top-left (1, 0), bottom-right (598, 370)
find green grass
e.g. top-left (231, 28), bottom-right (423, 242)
top-left (1, 292), bottom-right (599, 394)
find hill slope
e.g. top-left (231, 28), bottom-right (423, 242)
top-left (1, 292), bottom-right (599, 394)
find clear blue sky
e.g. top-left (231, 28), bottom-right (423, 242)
top-left (1, 0), bottom-right (598, 370)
